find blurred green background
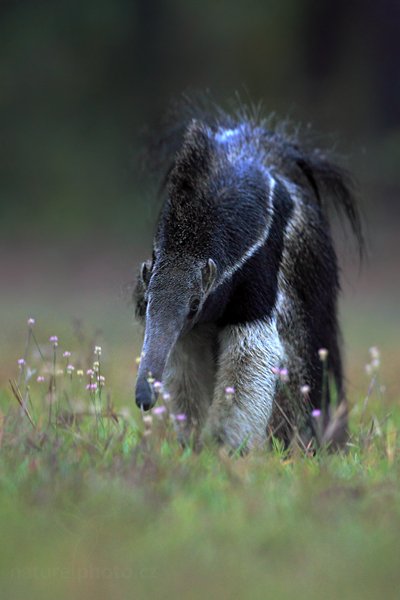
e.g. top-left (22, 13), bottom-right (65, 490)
top-left (0, 0), bottom-right (399, 395)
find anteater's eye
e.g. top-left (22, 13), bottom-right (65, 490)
top-left (188, 297), bottom-right (201, 318)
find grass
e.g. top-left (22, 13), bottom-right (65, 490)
top-left (0, 317), bottom-right (400, 600)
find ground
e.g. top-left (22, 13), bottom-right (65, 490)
top-left (0, 240), bottom-right (399, 600)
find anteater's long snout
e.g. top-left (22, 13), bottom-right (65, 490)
top-left (135, 314), bottom-right (181, 411)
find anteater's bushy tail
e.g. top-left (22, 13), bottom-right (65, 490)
top-left (262, 128), bottom-right (364, 257)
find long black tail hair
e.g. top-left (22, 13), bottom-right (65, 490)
top-left (140, 92), bottom-right (364, 258)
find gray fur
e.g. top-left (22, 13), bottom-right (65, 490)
top-left (204, 317), bottom-right (284, 449)
top-left (133, 102), bottom-right (363, 451)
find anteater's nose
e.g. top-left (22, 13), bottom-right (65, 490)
top-left (135, 377), bottom-right (156, 411)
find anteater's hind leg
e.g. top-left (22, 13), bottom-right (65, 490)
top-left (203, 318), bottom-right (284, 451)
top-left (163, 324), bottom-right (218, 445)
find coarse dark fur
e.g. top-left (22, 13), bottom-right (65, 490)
top-left (133, 97), bottom-right (363, 451)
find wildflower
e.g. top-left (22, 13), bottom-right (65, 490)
top-left (76, 369), bottom-right (84, 377)
top-left (17, 358), bottom-right (26, 367)
top-left (279, 368), bottom-right (289, 383)
top-left (152, 406), bottom-right (166, 416)
top-left (49, 335), bottom-right (58, 347)
top-left (153, 380), bottom-right (162, 392)
top-left (63, 351), bottom-right (71, 358)
top-left (163, 392), bottom-right (171, 402)
top-left (318, 348), bottom-right (328, 362)
top-left (175, 413), bottom-right (187, 422)
top-left (93, 361), bottom-right (99, 372)
top-left (300, 384), bottom-right (310, 396)
top-left (98, 375), bottom-right (105, 386)
top-left (66, 364), bottom-right (75, 374)
top-left (86, 382), bottom-right (97, 391)
top-left (312, 409), bottom-right (321, 418)
top-left (36, 375), bottom-right (45, 383)
top-left (27, 317), bottom-right (35, 327)
top-left (365, 363), bottom-right (373, 376)
top-left (369, 346), bottom-right (380, 360)
top-left (94, 345), bottom-right (102, 356)
top-left (365, 347), bottom-right (380, 375)
top-left (225, 386), bottom-right (235, 395)
top-left (86, 369), bottom-right (94, 377)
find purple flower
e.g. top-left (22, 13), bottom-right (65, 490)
top-left (86, 382), bottom-right (97, 391)
top-left (279, 368), bottom-right (289, 383)
top-left (63, 351), bottom-right (71, 358)
top-left (49, 335), bottom-right (58, 347)
top-left (152, 406), bottom-right (166, 416)
top-left (36, 375), bottom-right (45, 383)
top-left (312, 409), bottom-right (321, 418)
top-left (17, 358), bottom-right (25, 366)
top-left (225, 386), bottom-right (235, 395)
top-left (163, 392), bottom-right (171, 402)
top-left (175, 413), bottom-right (187, 422)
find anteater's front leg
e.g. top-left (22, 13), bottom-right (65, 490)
top-left (163, 324), bottom-right (218, 444)
top-left (204, 318), bottom-right (284, 450)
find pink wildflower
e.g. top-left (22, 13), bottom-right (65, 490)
top-left (279, 368), bottom-right (289, 383)
top-left (153, 381), bottom-right (163, 392)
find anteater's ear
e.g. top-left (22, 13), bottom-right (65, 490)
top-left (140, 259), bottom-right (153, 288)
top-left (181, 120), bottom-right (215, 171)
top-left (202, 258), bottom-right (217, 294)
top-left (168, 120), bottom-right (216, 202)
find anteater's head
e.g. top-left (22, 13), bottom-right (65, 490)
top-left (135, 119), bottom-right (272, 410)
top-left (135, 254), bottom-right (217, 411)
